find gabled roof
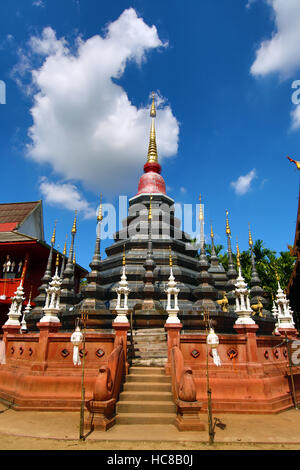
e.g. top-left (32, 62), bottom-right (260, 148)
top-left (0, 201), bottom-right (42, 232)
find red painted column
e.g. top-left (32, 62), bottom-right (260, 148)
top-left (113, 322), bottom-right (130, 374)
top-left (164, 322), bottom-right (182, 375)
top-left (234, 323), bottom-right (262, 374)
top-left (31, 321), bottom-right (61, 372)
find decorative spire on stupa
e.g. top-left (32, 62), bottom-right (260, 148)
top-left (31, 221), bottom-right (57, 321)
top-left (136, 92), bottom-right (166, 195)
top-left (248, 224), bottom-right (267, 311)
top-left (225, 210), bottom-right (238, 308)
top-left (60, 236), bottom-right (68, 278)
top-left (59, 212), bottom-right (78, 321)
top-left (193, 195), bottom-right (218, 316)
top-left (274, 269), bottom-right (296, 333)
top-left (208, 222), bottom-right (228, 294)
top-left (40, 248), bottom-right (63, 325)
top-left (147, 92), bottom-right (158, 164)
top-left (80, 195), bottom-right (107, 312)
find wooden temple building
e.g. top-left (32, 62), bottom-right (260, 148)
top-left (0, 94), bottom-right (299, 429)
top-left (0, 201), bottom-right (87, 332)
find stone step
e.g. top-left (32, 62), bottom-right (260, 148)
top-left (126, 374), bottom-right (171, 383)
top-left (117, 400), bottom-right (176, 414)
top-left (129, 367), bottom-right (166, 376)
top-left (130, 334), bottom-right (167, 343)
top-left (131, 358), bottom-right (168, 367)
top-left (119, 391), bottom-right (173, 402)
top-left (116, 413), bottom-right (175, 425)
top-left (133, 343), bottom-right (168, 352)
top-left (123, 382), bottom-right (172, 392)
top-left (132, 350), bottom-right (168, 359)
top-left (131, 328), bottom-right (166, 335)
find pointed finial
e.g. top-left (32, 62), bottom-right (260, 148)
top-left (97, 194), bottom-right (103, 222)
top-left (72, 211), bottom-right (77, 234)
top-left (169, 245), bottom-right (173, 267)
top-left (63, 236), bottom-right (67, 255)
top-left (51, 221), bottom-right (57, 246)
top-left (275, 269), bottom-right (279, 282)
top-left (226, 210), bottom-right (231, 236)
top-left (150, 91), bottom-right (156, 118)
top-left (248, 223), bottom-right (253, 249)
top-left (148, 195), bottom-right (153, 220)
top-left (147, 92), bottom-right (158, 163)
top-left (199, 194), bottom-right (204, 221)
top-left (236, 239), bottom-right (241, 268)
top-left (122, 245), bottom-right (126, 266)
top-left (56, 251), bottom-right (60, 267)
top-left (210, 224), bottom-right (214, 239)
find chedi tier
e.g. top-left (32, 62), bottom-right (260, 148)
top-left (30, 93), bottom-right (275, 334)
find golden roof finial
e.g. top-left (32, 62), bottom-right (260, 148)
top-left (72, 211), bottom-right (77, 234)
top-left (63, 236), bottom-right (67, 256)
top-left (122, 245), bottom-right (126, 266)
top-left (148, 195), bottom-right (153, 221)
top-left (275, 269), bottom-right (279, 282)
top-left (51, 221), bottom-right (57, 246)
top-left (236, 238), bottom-right (241, 268)
top-left (73, 251), bottom-right (76, 265)
top-left (248, 223), bottom-right (253, 249)
top-left (97, 193), bottom-right (103, 222)
top-left (169, 245), bottom-right (173, 267)
top-left (199, 194), bottom-right (204, 221)
top-left (147, 92), bottom-right (158, 163)
top-left (150, 91), bottom-right (156, 118)
top-left (226, 210), bottom-right (231, 236)
top-left (210, 224), bottom-right (214, 239)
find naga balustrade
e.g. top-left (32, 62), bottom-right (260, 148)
top-left (84, 334), bottom-right (126, 431)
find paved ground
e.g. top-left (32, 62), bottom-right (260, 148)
top-left (0, 402), bottom-right (299, 450)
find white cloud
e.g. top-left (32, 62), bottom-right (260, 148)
top-left (230, 169), bottom-right (257, 195)
top-left (40, 178), bottom-right (95, 219)
top-left (32, 0), bottom-right (45, 7)
top-left (14, 8), bottom-right (179, 194)
top-left (251, 0), bottom-right (300, 78)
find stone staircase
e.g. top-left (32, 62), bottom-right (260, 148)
top-left (128, 328), bottom-right (168, 367)
top-left (116, 366), bottom-right (176, 425)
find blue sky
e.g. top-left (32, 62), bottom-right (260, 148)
top-left (1, 0), bottom-right (300, 270)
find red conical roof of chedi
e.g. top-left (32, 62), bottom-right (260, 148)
top-left (136, 92), bottom-right (166, 196)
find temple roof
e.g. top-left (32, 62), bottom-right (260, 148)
top-left (0, 201), bottom-right (44, 240)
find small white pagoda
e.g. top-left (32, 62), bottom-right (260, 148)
top-left (114, 247), bottom-right (130, 323)
top-left (165, 246), bottom-right (180, 324)
top-left (234, 241), bottom-right (256, 326)
top-left (40, 253), bottom-right (62, 324)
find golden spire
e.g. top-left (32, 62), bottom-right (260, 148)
top-left (248, 223), bottom-right (253, 249)
top-left (275, 269), bottom-right (279, 282)
top-left (51, 221), bottom-right (57, 246)
top-left (169, 245), bottom-right (173, 267)
top-left (73, 251), bottom-right (76, 265)
top-left (236, 239), bottom-right (241, 268)
top-left (226, 210), bottom-right (231, 236)
top-left (72, 211), bottom-right (77, 234)
top-left (199, 194), bottom-right (204, 221)
top-left (56, 250), bottom-right (60, 267)
top-left (210, 224), bottom-right (214, 238)
top-left (147, 92), bottom-right (158, 163)
top-left (148, 194), bottom-right (153, 220)
top-left (97, 193), bottom-right (103, 222)
top-left (63, 236), bottom-right (67, 256)
top-left (122, 245), bottom-right (126, 266)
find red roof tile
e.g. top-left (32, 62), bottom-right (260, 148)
top-left (0, 202), bottom-right (41, 227)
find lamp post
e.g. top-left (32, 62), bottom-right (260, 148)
top-left (203, 310), bottom-right (221, 445)
top-left (71, 312), bottom-right (88, 441)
